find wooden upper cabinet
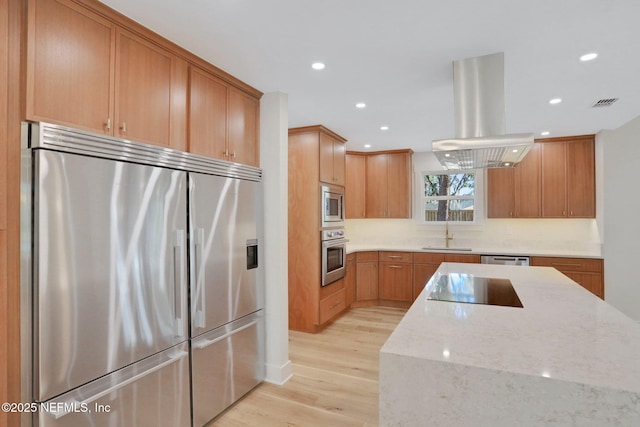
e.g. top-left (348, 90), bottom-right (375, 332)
top-left (566, 137), bottom-right (595, 217)
top-left (487, 143), bottom-right (540, 218)
top-left (540, 135), bottom-right (595, 218)
top-left (115, 29), bottom-right (173, 147)
top-left (365, 150), bottom-right (412, 219)
top-left (487, 137), bottom-right (594, 219)
top-left (319, 132), bottom-right (346, 185)
top-left (514, 143), bottom-right (541, 217)
top-left (487, 167), bottom-right (515, 218)
top-left (27, 0), bottom-right (115, 134)
top-left (228, 87), bottom-right (259, 166)
top-left (541, 141), bottom-right (568, 217)
top-left (188, 66), bottom-right (228, 158)
top-left (345, 153), bottom-right (366, 218)
top-left (189, 68), bottom-right (260, 166)
top-left (26, 0), bottom-right (260, 157)
top-left (366, 153), bottom-right (388, 218)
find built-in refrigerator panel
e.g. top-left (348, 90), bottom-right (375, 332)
top-left (34, 343), bottom-right (191, 427)
top-left (191, 311), bottom-right (265, 426)
top-left (33, 149), bottom-right (188, 402)
top-left (189, 172), bottom-right (263, 337)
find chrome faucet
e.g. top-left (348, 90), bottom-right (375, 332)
top-left (444, 223), bottom-right (453, 248)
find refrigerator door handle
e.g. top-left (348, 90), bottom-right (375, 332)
top-left (194, 227), bottom-right (206, 329)
top-left (193, 318), bottom-right (260, 350)
top-left (173, 229), bottom-right (185, 338)
top-left (45, 350), bottom-right (189, 420)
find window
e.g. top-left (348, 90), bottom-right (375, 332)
top-left (423, 172), bottom-right (475, 222)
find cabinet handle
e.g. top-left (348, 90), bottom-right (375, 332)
top-left (223, 150), bottom-right (229, 159)
top-left (105, 118), bottom-right (111, 131)
top-left (387, 256), bottom-right (402, 259)
top-left (120, 122), bottom-right (127, 133)
top-left (330, 301), bottom-right (342, 309)
top-left (388, 265), bottom-right (403, 269)
top-left (231, 152), bottom-right (236, 160)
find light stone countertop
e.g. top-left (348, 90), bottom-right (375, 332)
top-left (379, 263), bottom-right (640, 426)
top-left (346, 242), bottom-right (603, 259)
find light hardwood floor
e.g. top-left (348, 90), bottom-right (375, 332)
top-left (210, 306), bottom-right (407, 426)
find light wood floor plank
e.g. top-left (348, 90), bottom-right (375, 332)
top-left (209, 306), bottom-right (407, 426)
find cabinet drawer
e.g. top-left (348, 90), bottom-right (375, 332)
top-left (413, 252), bottom-right (445, 264)
top-left (356, 251), bottom-right (378, 262)
top-left (319, 288), bottom-right (346, 324)
top-left (379, 251), bottom-right (413, 263)
top-left (531, 256), bottom-right (602, 273)
top-left (444, 254), bottom-right (481, 264)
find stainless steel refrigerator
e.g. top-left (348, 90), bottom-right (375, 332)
top-left (189, 172), bottom-right (265, 426)
top-left (21, 122), bottom-right (264, 427)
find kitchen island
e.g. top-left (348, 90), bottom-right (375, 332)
top-left (380, 263), bottom-right (640, 426)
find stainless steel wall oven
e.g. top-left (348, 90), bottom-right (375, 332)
top-left (321, 229), bottom-right (347, 287)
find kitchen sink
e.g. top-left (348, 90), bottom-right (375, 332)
top-left (421, 247), bottom-right (473, 251)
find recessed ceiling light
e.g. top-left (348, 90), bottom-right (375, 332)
top-left (364, 144), bottom-right (371, 148)
top-left (356, 102), bottom-right (366, 109)
top-left (512, 149), bottom-right (519, 153)
top-left (541, 131), bottom-right (550, 136)
top-left (549, 98), bottom-right (562, 105)
top-left (380, 126), bottom-right (389, 131)
top-left (504, 162), bottom-right (511, 166)
top-left (311, 62), bottom-right (325, 70)
top-left (580, 53), bottom-right (598, 62)
top-left (444, 153), bottom-right (451, 158)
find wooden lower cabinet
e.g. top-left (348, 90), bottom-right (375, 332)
top-left (356, 252), bottom-right (379, 302)
top-left (444, 254), bottom-right (481, 264)
top-left (530, 256), bottom-right (604, 299)
top-left (345, 253), bottom-right (357, 307)
top-left (319, 287), bottom-right (347, 324)
top-left (379, 252), bottom-right (413, 304)
top-left (413, 263), bottom-right (440, 301)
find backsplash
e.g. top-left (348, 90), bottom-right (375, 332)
top-left (345, 218), bottom-right (602, 256)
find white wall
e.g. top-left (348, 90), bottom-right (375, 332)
top-left (259, 92), bottom-right (292, 384)
top-left (602, 115), bottom-right (640, 321)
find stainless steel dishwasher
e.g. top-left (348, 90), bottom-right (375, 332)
top-left (481, 255), bottom-right (530, 266)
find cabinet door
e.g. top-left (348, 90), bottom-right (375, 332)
top-left (366, 154), bottom-right (388, 217)
top-left (356, 262), bottom-right (378, 301)
top-left (514, 143), bottom-right (541, 217)
top-left (541, 142), bottom-right (567, 217)
top-left (27, 0), bottom-right (115, 134)
top-left (188, 67), bottom-right (228, 159)
top-left (566, 138), bottom-right (595, 217)
top-left (564, 271), bottom-right (603, 299)
top-left (345, 255), bottom-right (357, 307)
top-left (346, 154), bottom-right (366, 218)
top-left (487, 167), bottom-right (515, 218)
top-left (333, 140), bottom-right (346, 186)
top-left (319, 133), bottom-right (335, 184)
top-left (115, 29), bottom-right (172, 147)
top-left (379, 263), bottom-right (412, 302)
top-left (387, 153), bottom-right (411, 218)
top-left (413, 264), bottom-right (439, 301)
top-left (228, 87), bottom-right (259, 166)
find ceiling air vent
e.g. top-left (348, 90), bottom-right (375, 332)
top-left (592, 98), bottom-right (618, 107)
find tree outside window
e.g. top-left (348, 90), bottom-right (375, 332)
top-left (423, 172), bottom-right (475, 222)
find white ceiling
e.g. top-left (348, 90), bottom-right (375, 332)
top-left (101, 0), bottom-right (640, 152)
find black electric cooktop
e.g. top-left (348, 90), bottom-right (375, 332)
top-left (427, 273), bottom-right (523, 308)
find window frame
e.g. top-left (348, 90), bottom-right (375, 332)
top-left (417, 169), bottom-right (485, 225)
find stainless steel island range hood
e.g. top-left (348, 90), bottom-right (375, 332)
top-left (432, 52), bottom-right (534, 169)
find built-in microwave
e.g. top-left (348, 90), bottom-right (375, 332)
top-left (321, 184), bottom-right (345, 228)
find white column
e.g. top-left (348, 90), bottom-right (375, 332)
top-left (259, 92), bottom-right (292, 384)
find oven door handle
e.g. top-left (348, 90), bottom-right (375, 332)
top-left (322, 238), bottom-right (349, 248)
